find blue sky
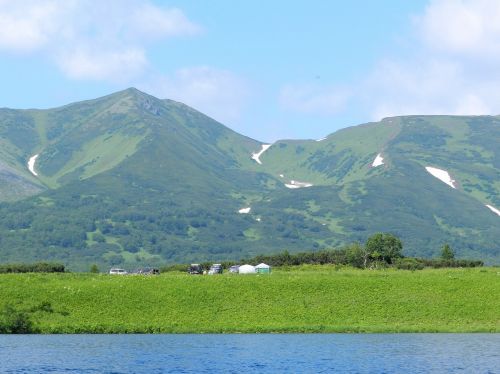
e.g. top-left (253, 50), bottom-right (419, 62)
top-left (1, 1), bottom-right (499, 141)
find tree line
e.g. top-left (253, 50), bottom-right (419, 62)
top-left (161, 233), bottom-right (483, 272)
top-left (0, 262), bottom-right (65, 273)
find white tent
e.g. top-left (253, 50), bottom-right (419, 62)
top-left (238, 264), bottom-right (256, 274)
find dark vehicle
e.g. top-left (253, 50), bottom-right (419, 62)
top-left (208, 263), bottom-right (223, 275)
top-left (188, 264), bottom-right (203, 274)
top-left (141, 267), bottom-right (160, 275)
top-left (131, 267), bottom-right (160, 275)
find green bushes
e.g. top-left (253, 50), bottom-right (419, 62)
top-left (0, 262), bottom-right (65, 273)
top-left (237, 233), bottom-right (404, 269)
top-left (418, 258), bottom-right (483, 268)
top-left (160, 264), bottom-right (189, 273)
top-left (393, 257), bottom-right (482, 270)
top-left (394, 258), bottom-right (425, 270)
top-left (89, 264), bottom-right (99, 273)
top-left (0, 301), bottom-right (65, 333)
top-left (240, 249), bottom-right (348, 267)
top-left (0, 304), bottom-right (35, 333)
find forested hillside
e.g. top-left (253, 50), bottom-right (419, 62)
top-left (0, 89), bottom-right (499, 269)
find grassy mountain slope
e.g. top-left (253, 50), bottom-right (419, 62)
top-left (242, 115), bottom-right (500, 262)
top-left (0, 90), bottom-right (499, 269)
top-left (253, 119), bottom-right (401, 186)
top-left (0, 109), bottom-right (45, 200)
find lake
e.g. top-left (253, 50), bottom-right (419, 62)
top-left (0, 334), bottom-right (499, 373)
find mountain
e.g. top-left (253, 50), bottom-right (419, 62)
top-left (0, 89), bottom-right (499, 269)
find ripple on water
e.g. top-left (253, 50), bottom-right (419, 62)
top-left (0, 334), bottom-right (499, 373)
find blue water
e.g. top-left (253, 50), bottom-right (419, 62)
top-left (0, 334), bottom-right (498, 373)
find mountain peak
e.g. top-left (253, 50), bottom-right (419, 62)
top-left (99, 87), bottom-right (167, 116)
top-left (115, 87), bottom-right (155, 100)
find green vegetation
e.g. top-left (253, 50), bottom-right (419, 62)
top-left (0, 262), bottom-right (65, 273)
top-left (89, 264), bottom-right (99, 274)
top-left (0, 267), bottom-right (498, 333)
top-left (365, 233), bottom-right (402, 264)
top-left (0, 89), bottom-right (500, 269)
top-left (0, 304), bottom-right (36, 334)
top-left (441, 244), bottom-right (455, 260)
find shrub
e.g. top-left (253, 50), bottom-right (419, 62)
top-left (0, 262), bottom-right (65, 273)
top-left (160, 264), bottom-right (189, 273)
top-left (32, 262), bottom-right (65, 273)
top-left (93, 233), bottom-right (106, 243)
top-left (0, 304), bottom-right (36, 334)
top-left (394, 258), bottom-right (425, 270)
top-left (418, 258), bottom-right (483, 268)
top-left (89, 264), bottom-right (99, 273)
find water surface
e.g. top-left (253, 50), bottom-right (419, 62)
top-left (0, 334), bottom-right (498, 373)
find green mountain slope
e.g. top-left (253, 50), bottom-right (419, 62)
top-left (0, 89), bottom-right (499, 269)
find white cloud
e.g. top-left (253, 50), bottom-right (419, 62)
top-left (416, 0), bottom-right (500, 58)
top-left (365, 58), bottom-right (496, 119)
top-left (131, 4), bottom-right (199, 39)
top-left (0, 0), bottom-right (68, 52)
top-left (57, 47), bottom-right (148, 81)
top-left (280, 0), bottom-right (500, 120)
top-left (0, 0), bottom-right (199, 81)
top-left (367, 0), bottom-right (500, 119)
top-left (140, 66), bottom-right (250, 124)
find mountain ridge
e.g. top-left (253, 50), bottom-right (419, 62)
top-left (0, 89), bottom-right (499, 269)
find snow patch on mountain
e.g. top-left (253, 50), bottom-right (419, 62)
top-left (285, 180), bottom-right (313, 189)
top-left (238, 207), bottom-right (251, 214)
top-left (251, 144), bottom-right (272, 165)
top-left (372, 153), bottom-right (384, 167)
top-left (425, 166), bottom-right (456, 189)
top-left (27, 154), bottom-right (39, 176)
top-left (316, 137), bottom-right (327, 142)
top-left (486, 204), bottom-right (500, 217)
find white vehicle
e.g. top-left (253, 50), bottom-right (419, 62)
top-left (109, 268), bottom-right (128, 275)
top-left (208, 264), bottom-right (223, 275)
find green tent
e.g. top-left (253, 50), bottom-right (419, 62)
top-left (256, 263), bottom-right (271, 274)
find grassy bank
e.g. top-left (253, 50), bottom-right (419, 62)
top-left (1, 266), bottom-right (499, 333)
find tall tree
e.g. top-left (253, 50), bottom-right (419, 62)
top-left (345, 242), bottom-right (370, 268)
top-left (365, 233), bottom-right (403, 264)
top-left (441, 244), bottom-right (455, 260)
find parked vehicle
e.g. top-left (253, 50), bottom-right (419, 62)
top-left (229, 265), bottom-right (240, 273)
top-left (188, 264), bottom-right (203, 275)
top-left (109, 268), bottom-right (127, 275)
top-left (208, 263), bottom-right (223, 275)
top-left (134, 267), bottom-right (160, 275)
